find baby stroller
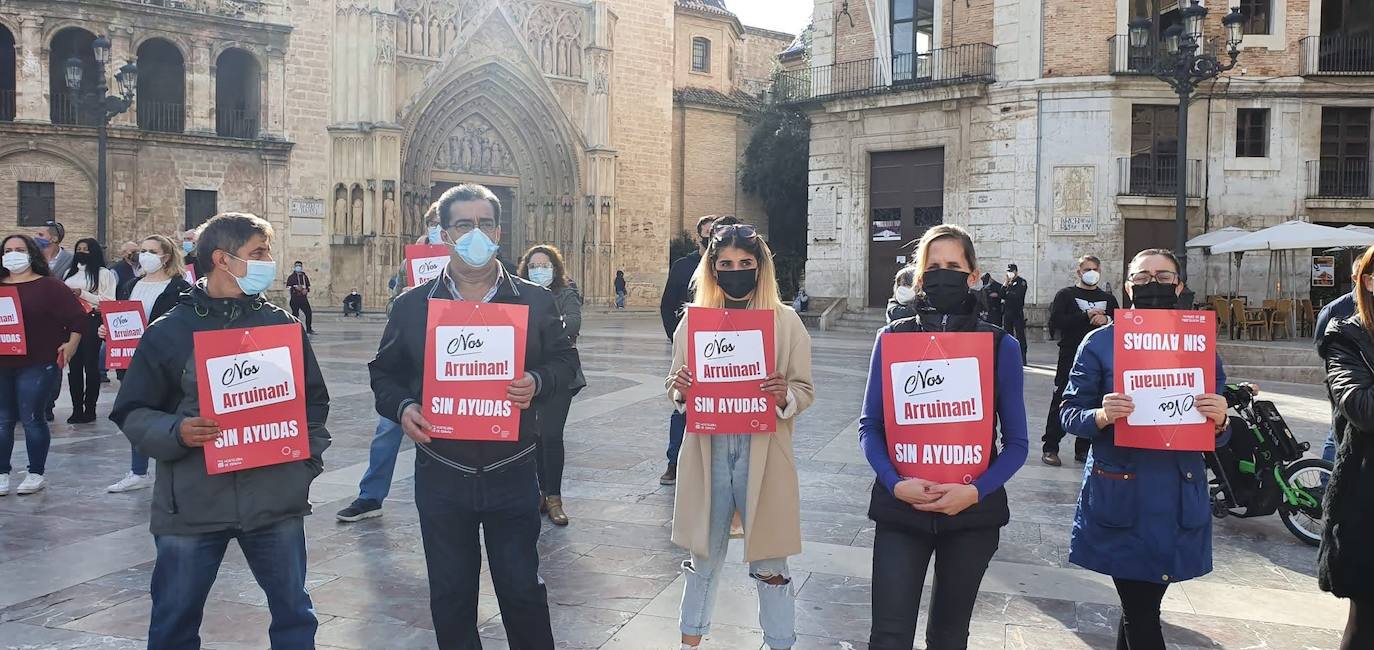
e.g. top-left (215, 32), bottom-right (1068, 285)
top-left (1205, 383), bottom-right (1332, 546)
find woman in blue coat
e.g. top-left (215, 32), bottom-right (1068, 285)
top-left (1060, 248), bottom-right (1230, 650)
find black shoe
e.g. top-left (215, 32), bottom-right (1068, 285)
top-left (100, 374), bottom-right (111, 384)
top-left (45, 410), bottom-right (54, 422)
top-left (659, 463), bottom-right (677, 486)
top-left (1074, 454), bottom-right (1088, 464)
top-left (68, 411), bottom-right (97, 425)
top-left (336, 498), bottom-right (383, 522)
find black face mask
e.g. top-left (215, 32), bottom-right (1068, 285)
top-left (717, 269), bottom-right (758, 300)
top-left (73, 251), bottom-right (93, 267)
top-left (921, 269), bottom-right (976, 314)
top-left (1130, 282), bottom-right (1179, 309)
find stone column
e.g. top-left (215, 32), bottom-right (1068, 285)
top-left (265, 48), bottom-right (286, 137)
top-left (14, 16), bottom-right (46, 122)
top-left (106, 137), bottom-right (140, 246)
top-left (187, 41), bottom-right (213, 134)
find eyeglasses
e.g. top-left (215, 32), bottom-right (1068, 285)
top-left (1128, 270), bottom-right (1179, 285)
top-left (449, 219), bottom-right (499, 234)
top-left (712, 224), bottom-right (758, 241)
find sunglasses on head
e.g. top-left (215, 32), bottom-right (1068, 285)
top-left (712, 224), bottom-right (758, 241)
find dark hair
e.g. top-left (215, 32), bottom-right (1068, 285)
top-left (196, 213), bottom-right (275, 271)
top-left (436, 184), bottom-right (502, 229)
top-left (616, 270), bottom-right (624, 277)
top-left (713, 215), bottom-right (740, 229)
top-left (43, 221), bottom-right (65, 243)
top-left (1128, 248), bottom-right (1181, 274)
top-left (66, 237), bottom-right (107, 291)
top-left (517, 244), bottom-right (569, 292)
top-left (1, 235), bottom-right (50, 278)
top-left (695, 214), bottom-right (721, 237)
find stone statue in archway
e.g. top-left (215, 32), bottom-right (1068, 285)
top-left (351, 196), bottom-right (364, 235)
top-left (382, 188), bottom-right (397, 235)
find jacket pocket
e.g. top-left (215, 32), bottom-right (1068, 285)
top-left (1086, 465), bottom-right (1137, 528)
top-left (155, 463), bottom-right (177, 514)
top-left (1178, 464), bottom-right (1211, 529)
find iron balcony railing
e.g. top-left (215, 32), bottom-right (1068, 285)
top-left (1118, 156), bottom-right (1202, 198)
top-left (773, 43), bottom-right (995, 104)
top-left (1108, 34), bottom-right (1221, 75)
top-left (1308, 160), bottom-right (1374, 198)
top-left (1301, 34), bottom-right (1374, 76)
top-left (137, 101), bottom-right (185, 133)
top-left (50, 93), bottom-right (97, 126)
top-left (0, 90), bottom-right (14, 122)
top-left (215, 108), bottom-right (259, 139)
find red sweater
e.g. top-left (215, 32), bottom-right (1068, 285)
top-left (0, 276), bottom-right (88, 368)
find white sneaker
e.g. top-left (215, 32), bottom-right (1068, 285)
top-left (0, 473), bottom-right (9, 496)
top-left (107, 472), bottom-right (152, 493)
top-left (17, 473), bottom-right (45, 495)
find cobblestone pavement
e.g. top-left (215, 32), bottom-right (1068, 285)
top-left (0, 313), bottom-right (1348, 649)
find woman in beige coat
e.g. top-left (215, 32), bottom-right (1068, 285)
top-left (667, 223), bottom-right (814, 650)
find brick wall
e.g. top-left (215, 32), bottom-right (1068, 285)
top-left (944, 0), bottom-right (995, 48)
top-left (0, 147), bottom-right (97, 241)
top-left (281, 0), bottom-right (334, 290)
top-left (1042, 0), bottom-right (1114, 77)
top-left (675, 12), bottom-right (736, 94)
top-left (1213, 3), bottom-right (1308, 78)
top-left (679, 106), bottom-right (743, 227)
top-left (835, 0), bottom-right (875, 64)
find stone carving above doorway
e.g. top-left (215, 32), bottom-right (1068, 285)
top-left (432, 114), bottom-right (518, 177)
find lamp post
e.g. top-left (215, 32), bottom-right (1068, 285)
top-left (1129, 1), bottom-right (1245, 295)
top-left (65, 35), bottom-right (137, 247)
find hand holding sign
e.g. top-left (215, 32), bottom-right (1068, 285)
top-left (759, 372), bottom-right (789, 410)
top-left (179, 417), bottom-right (221, 447)
top-left (671, 365), bottom-right (693, 395)
top-left (1193, 393), bottom-right (1229, 429)
top-left (1098, 392), bottom-right (1135, 425)
top-left (400, 403), bottom-right (434, 444)
top-left (507, 372), bottom-right (536, 410)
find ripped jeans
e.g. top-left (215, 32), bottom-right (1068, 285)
top-left (679, 434), bottom-right (795, 649)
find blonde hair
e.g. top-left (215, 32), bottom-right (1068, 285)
top-left (689, 226), bottom-right (787, 313)
top-left (144, 234), bottom-right (185, 277)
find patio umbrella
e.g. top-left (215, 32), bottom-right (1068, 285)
top-left (1186, 226), bottom-right (1250, 297)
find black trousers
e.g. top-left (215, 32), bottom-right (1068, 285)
top-left (869, 523), bottom-right (1000, 650)
top-left (1342, 599), bottom-right (1374, 650)
top-left (290, 299), bottom-right (313, 332)
top-left (67, 315), bottom-right (103, 415)
top-left (535, 389), bottom-right (573, 496)
top-left (1003, 313), bottom-right (1027, 364)
top-left (1113, 578), bottom-right (1169, 650)
top-left (1043, 344), bottom-right (1092, 456)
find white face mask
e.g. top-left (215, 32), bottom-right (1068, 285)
top-left (1081, 269), bottom-right (1101, 286)
top-left (2, 251), bottom-right (30, 274)
top-left (894, 285), bottom-right (917, 305)
top-left (139, 252), bottom-right (164, 274)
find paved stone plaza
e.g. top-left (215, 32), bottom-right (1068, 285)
top-left (0, 313), bottom-right (1351, 649)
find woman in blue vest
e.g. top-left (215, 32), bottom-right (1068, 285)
top-left (1060, 248), bottom-right (1230, 649)
top-left (858, 224), bottom-right (1029, 650)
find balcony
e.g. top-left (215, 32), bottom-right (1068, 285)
top-left (1307, 160), bottom-right (1373, 199)
top-left (772, 43), bottom-right (995, 104)
top-left (137, 101), bottom-right (185, 134)
top-left (0, 90), bottom-right (13, 122)
top-left (1108, 35), bottom-right (1220, 75)
top-left (215, 109), bottom-right (259, 139)
top-left (1301, 34), bottom-right (1374, 76)
top-left (1117, 157), bottom-right (1202, 198)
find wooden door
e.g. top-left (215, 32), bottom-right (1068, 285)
top-left (868, 148), bottom-right (944, 307)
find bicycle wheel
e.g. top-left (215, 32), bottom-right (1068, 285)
top-left (1279, 458), bottom-right (1332, 547)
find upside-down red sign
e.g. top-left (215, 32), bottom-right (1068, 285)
top-left (101, 300), bottom-right (146, 370)
top-left (685, 307), bottom-right (776, 434)
top-left (1113, 309), bottom-right (1217, 451)
top-left (406, 244), bottom-right (450, 288)
top-left (881, 332), bottom-right (995, 485)
top-left (194, 323), bottom-right (309, 475)
top-left (422, 301), bottom-right (528, 441)
top-left (0, 286), bottom-right (26, 356)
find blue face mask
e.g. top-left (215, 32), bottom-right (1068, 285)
top-left (529, 267), bottom-right (555, 288)
top-left (34, 237), bottom-right (50, 249)
top-left (182, 241), bottom-right (195, 254)
top-left (428, 225), bottom-right (444, 245)
top-left (226, 253), bottom-right (277, 295)
top-left (453, 228), bottom-right (500, 268)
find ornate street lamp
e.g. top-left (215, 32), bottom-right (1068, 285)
top-left (63, 36), bottom-right (137, 247)
top-left (1128, 1), bottom-right (1245, 302)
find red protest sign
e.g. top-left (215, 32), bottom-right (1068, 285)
top-left (194, 323), bottom-right (310, 475)
top-left (422, 301), bottom-right (528, 441)
top-left (406, 245), bottom-right (450, 287)
top-left (684, 307), bottom-right (776, 434)
top-left (881, 332), bottom-right (995, 485)
top-left (101, 300), bottom-right (146, 370)
top-left (0, 286), bottom-right (26, 356)
top-left (1113, 309), bottom-right (1217, 451)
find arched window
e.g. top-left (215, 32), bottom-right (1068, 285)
top-left (1, 25), bottom-right (15, 121)
top-left (136, 39), bottom-right (185, 133)
top-left (691, 37), bottom-right (711, 73)
top-left (214, 48), bottom-right (259, 139)
top-left (49, 27), bottom-right (99, 125)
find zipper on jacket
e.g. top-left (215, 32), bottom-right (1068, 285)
top-left (166, 463), bottom-right (178, 514)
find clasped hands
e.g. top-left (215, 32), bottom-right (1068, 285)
top-left (893, 479), bottom-right (980, 515)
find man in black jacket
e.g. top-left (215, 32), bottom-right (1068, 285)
top-left (1041, 255), bottom-right (1117, 466)
top-left (110, 213), bottom-right (331, 649)
top-left (1002, 263), bottom-right (1029, 365)
top-left (370, 184), bottom-right (577, 649)
top-left (981, 272), bottom-right (1004, 326)
top-left (656, 213), bottom-right (732, 485)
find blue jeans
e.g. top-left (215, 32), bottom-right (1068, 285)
top-left (358, 418), bottom-right (404, 503)
top-left (0, 362), bottom-right (60, 475)
top-left (414, 453), bottom-right (553, 649)
top-left (148, 517), bottom-right (316, 649)
top-left (680, 434), bottom-right (795, 648)
top-left (616, 291), bottom-right (626, 308)
top-left (1322, 427), bottom-right (1337, 463)
top-left (668, 410), bottom-right (686, 464)
top-left (131, 448), bottom-right (149, 476)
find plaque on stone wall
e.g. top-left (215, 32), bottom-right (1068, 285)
top-left (1052, 166), bottom-right (1096, 235)
top-left (289, 198), bottom-right (326, 219)
top-left (811, 185), bottom-right (838, 240)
